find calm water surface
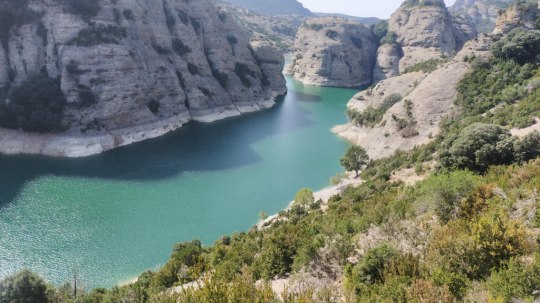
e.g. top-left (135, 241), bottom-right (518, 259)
top-left (0, 76), bottom-right (356, 287)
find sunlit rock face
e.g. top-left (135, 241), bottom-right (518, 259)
top-left (292, 17), bottom-right (377, 88)
top-left (0, 0), bottom-right (286, 157)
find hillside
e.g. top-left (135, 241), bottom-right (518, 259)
top-left (313, 13), bottom-right (381, 26)
top-left (450, 0), bottom-right (537, 32)
top-left (221, 0), bottom-right (313, 17)
top-left (0, 0), bottom-right (286, 157)
top-left (216, 1), bottom-right (302, 52)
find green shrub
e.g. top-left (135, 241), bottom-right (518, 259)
top-left (492, 29), bottom-right (540, 64)
top-left (348, 93), bottom-right (402, 128)
top-left (0, 270), bottom-right (48, 303)
top-left (346, 244), bottom-right (396, 287)
top-left (380, 31), bottom-right (398, 45)
top-left (487, 254), bottom-right (540, 302)
top-left (372, 20), bottom-right (388, 44)
top-left (293, 188), bottom-right (314, 206)
top-left (187, 63), bottom-right (199, 75)
top-left (403, 59), bottom-right (442, 74)
top-left (147, 100), bottom-right (160, 114)
top-left (69, 24), bottom-right (126, 46)
top-left (416, 170), bottom-right (480, 222)
top-left (0, 72), bottom-right (66, 133)
top-left (439, 123), bottom-right (515, 172)
top-left (172, 38), bottom-right (190, 56)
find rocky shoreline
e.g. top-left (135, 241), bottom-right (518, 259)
top-left (0, 96), bottom-right (281, 158)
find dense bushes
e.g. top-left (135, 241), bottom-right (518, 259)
top-left (439, 123), bottom-right (540, 172)
top-left (492, 29), bottom-right (540, 64)
top-left (0, 72), bottom-right (66, 133)
top-left (0, 270), bottom-right (48, 303)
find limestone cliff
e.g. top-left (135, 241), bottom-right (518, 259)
top-left (292, 17), bottom-right (377, 88)
top-left (387, 0), bottom-right (477, 72)
top-left (450, 0), bottom-right (536, 33)
top-left (493, 1), bottom-right (539, 34)
top-left (0, 0), bottom-right (286, 157)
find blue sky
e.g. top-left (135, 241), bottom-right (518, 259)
top-left (297, 0), bottom-right (457, 19)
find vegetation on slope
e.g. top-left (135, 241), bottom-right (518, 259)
top-left (2, 8), bottom-right (540, 303)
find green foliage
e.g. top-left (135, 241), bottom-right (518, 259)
top-left (348, 93), bottom-right (402, 128)
top-left (486, 254), bottom-right (540, 302)
top-left (372, 20), bottom-right (388, 44)
top-left (147, 100), bottom-right (160, 114)
top-left (340, 145), bottom-right (370, 177)
top-left (0, 72), bottom-right (66, 133)
top-left (492, 29), bottom-right (540, 64)
top-left (293, 188), bottom-right (314, 206)
top-left (416, 170), bottom-right (480, 222)
top-left (380, 31), bottom-right (398, 45)
top-left (0, 269), bottom-right (48, 303)
top-left (402, 58), bottom-right (442, 74)
top-left (187, 63), bottom-right (199, 75)
top-left (66, 0), bottom-right (101, 22)
top-left (439, 123), bottom-right (539, 172)
top-left (346, 244), bottom-right (396, 286)
top-left (69, 24), bottom-right (126, 47)
top-left (172, 38), bottom-right (191, 56)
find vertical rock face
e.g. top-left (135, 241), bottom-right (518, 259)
top-left (373, 44), bottom-right (403, 81)
top-left (0, 0), bottom-right (286, 157)
top-left (292, 17), bottom-right (377, 88)
top-left (389, 0), bottom-right (458, 70)
top-left (385, 0), bottom-right (476, 72)
top-left (493, 2), bottom-right (539, 34)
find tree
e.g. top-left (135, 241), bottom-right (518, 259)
top-left (340, 145), bottom-right (370, 177)
top-left (0, 270), bottom-right (48, 303)
top-left (294, 188), bottom-right (314, 206)
top-left (439, 123), bottom-right (515, 172)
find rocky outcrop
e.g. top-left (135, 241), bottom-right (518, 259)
top-left (373, 44), bottom-right (403, 81)
top-left (334, 36), bottom-right (492, 159)
top-left (292, 17), bottom-right (377, 88)
top-left (449, 0), bottom-right (534, 33)
top-left (0, 0), bottom-right (286, 157)
top-left (493, 2), bottom-right (539, 35)
top-left (388, 0), bottom-right (475, 71)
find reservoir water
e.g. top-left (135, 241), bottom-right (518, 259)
top-left (0, 76), bottom-right (357, 288)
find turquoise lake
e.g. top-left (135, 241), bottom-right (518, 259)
top-left (0, 76), bottom-right (357, 288)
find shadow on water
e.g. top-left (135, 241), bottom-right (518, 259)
top-left (0, 88), bottom-right (322, 207)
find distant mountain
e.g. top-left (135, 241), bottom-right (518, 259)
top-left (313, 13), bottom-right (381, 25)
top-left (449, 0), bottom-right (536, 32)
top-left (221, 0), bottom-right (313, 16)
